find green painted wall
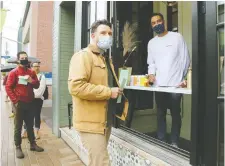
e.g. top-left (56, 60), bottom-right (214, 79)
top-left (59, 7), bottom-right (75, 127)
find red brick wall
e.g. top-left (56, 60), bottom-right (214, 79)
top-left (30, 2), bottom-right (38, 58)
top-left (36, 1), bottom-right (53, 72)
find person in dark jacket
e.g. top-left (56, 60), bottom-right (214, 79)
top-left (5, 51), bottom-right (44, 159)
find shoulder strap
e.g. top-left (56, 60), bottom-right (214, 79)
top-left (106, 57), bottom-right (127, 99)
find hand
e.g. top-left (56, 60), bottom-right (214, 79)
top-left (148, 74), bottom-right (156, 84)
top-left (110, 87), bottom-right (123, 99)
top-left (178, 80), bottom-right (187, 88)
top-left (27, 76), bottom-right (33, 83)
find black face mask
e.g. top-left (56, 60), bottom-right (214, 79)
top-left (20, 59), bottom-right (29, 66)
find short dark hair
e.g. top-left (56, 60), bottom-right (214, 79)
top-left (17, 51), bottom-right (27, 60)
top-left (150, 13), bottom-right (164, 22)
top-left (90, 19), bottom-right (112, 33)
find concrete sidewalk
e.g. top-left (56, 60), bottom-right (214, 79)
top-left (1, 88), bottom-right (84, 166)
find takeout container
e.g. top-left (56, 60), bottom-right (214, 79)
top-left (130, 75), bottom-right (149, 87)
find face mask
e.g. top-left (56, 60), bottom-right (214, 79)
top-left (152, 23), bottom-right (165, 34)
top-left (20, 59), bottom-right (29, 66)
top-left (97, 36), bottom-right (113, 50)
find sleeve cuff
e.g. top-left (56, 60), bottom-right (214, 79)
top-left (106, 88), bottom-right (112, 100)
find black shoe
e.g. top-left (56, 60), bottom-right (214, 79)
top-left (30, 143), bottom-right (44, 152)
top-left (16, 146), bottom-right (25, 159)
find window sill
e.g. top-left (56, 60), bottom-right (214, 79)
top-left (111, 127), bottom-right (190, 166)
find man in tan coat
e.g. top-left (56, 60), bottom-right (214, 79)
top-left (68, 20), bottom-right (122, 166)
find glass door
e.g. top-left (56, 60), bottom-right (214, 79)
top-left (191, 1), bottom-right (223, 166)
top-left (201, 1), bottom-right (224, 166)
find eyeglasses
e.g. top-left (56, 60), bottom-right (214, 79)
top-left (33, 66), bottom-right (40, 68)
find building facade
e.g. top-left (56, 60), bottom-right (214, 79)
top-left (51, 1), bottom-right (224, 166)
top-left (21, 1), bottom-right (53, 98)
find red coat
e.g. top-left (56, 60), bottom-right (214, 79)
top-left (5, 66), bottom-right (40, 104)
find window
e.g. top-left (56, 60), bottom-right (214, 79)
top-left (81, 2), bottom-right (91, 48)
top-left (217, 2), bottom-right (224, 23)
top-left (87, 2), bottom-right (91, 44)
top-left (167, 2), bottom-right (178, 32)
top-left (113, 1), bottom-right (192, 156)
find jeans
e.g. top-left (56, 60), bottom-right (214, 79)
top-left (155, 92), bottom-right (182, 144)
top-left (13, 101), bottom-right (35, 146)
top-left (24, 98), bottom-right (43, 130)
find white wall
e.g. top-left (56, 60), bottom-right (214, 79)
top-left (96, 1), bottom-right (107, 20)
top-left (178, 2), bottom-right (192, 61)
top-left (74, 1), bottom-right (82, 52)
top-left (90, 1), bottom-right (96, 24)
top-left (89, 1), bottom-right (108, 42)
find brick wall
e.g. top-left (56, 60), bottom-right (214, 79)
top-left (30, 2), bottom-right (38, 58)
top-left (36, 1), bottom-right (53, 72)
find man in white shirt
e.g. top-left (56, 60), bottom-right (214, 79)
top-left (22, 62), bottom-right (46, 139)
top-left (147, 13), bottom-right (190, 147)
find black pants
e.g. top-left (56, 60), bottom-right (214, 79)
top-left (14, 101), bottom-right (35, 146)
top-left (24, 98), bottom-right (43, 130)
top-left (155, 92), bottom-right (182, 144)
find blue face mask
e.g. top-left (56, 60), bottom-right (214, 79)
top-left (97, 36), bottom-right (113, 50)
top-left (152, 23), bottom-right (165, 34)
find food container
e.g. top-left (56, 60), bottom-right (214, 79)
top-left (130, 75), bottom-right (149, 87)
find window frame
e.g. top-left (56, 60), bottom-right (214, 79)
top-left (112, 1), bottom-right (221, 165)
top-left (110, 1), bottom-right (220, 165)
top-left (81, 1), bottom-right (91, 48)
top-left (111, 0), bottom-right (191, 161)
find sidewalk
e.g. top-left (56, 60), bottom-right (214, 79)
top-left (1, 88), bottom-right (84, 166)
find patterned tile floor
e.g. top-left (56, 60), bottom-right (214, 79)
top-left (1, 87), bottom-right (84, 166)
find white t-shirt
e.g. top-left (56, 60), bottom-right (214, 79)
top-left (147, 32), bottom-right (190, 87)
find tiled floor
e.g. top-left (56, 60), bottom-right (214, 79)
top-left (1, 88), bottom-right (84, 166)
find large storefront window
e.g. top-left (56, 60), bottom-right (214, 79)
top-left (112, 1), bottom-right (192, 155)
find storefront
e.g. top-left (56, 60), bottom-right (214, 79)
top-left (52, 1), bottom-right (224, 166)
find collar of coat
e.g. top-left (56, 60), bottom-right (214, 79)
top-left (87, 44), bottom-right (105, 55)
